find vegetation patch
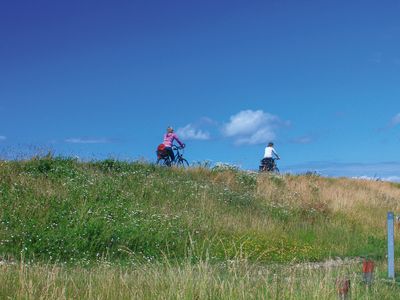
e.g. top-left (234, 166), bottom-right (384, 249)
top-left (0, 157), bottom-right (399, 265)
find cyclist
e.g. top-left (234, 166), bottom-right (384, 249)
top-left (162, 126), bottom-right (185, 162)
top-left (261, 142), bottom-right (280, 171)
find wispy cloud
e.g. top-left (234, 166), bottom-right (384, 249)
top-left (198, 117), bottom-right (219, 126)
top-left (285, 161), bottom-right (400, 182)
top-left (0, 136), bottom-right (6, 141)
top-left (352, 175), bottom-right (400, 182)
top-left (369, 52), bottom-right (382, 64)
top-left (291, 135), bottom-right (313, 144)
top-left (390, 113), bottom-right (400, 127)
top-left (65, 137), bottom-right (113, 144)
top-left (222, 110), bottom-right (289, 145)
top-left (334, 111), bottom-right (347, 118)
top-left (176, 124), bottom-right (210, 140)
top-left (382, 176), bottom-right (400, 182)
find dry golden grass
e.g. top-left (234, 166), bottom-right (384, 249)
top-left (256, 174), bottom-right (400, 230)
top-left (170, 169), bottom-right (400, 238)
top-left (2, 259), bottom-right (400, 300)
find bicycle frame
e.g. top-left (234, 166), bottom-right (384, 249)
top-left (172, 145), bottom-right (184, 162)
top-left (259, 157), bottom-right (279, 173)
top-left (157, 145), bottom-right (188, 167)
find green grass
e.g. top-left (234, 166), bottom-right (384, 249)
top-left (0, 156), bottom-right (397, 264)
top-left (2, 156), bottom-right (400, 298)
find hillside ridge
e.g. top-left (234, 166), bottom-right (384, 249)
top-left (1, 157), bottom-right (399, 264)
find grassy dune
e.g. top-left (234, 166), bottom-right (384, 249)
top-left (1, 157), bottom-right (400, 298)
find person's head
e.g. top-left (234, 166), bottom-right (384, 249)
top-left (268, 142), bottom-right (274, 147)
top-left (167, 126), bottom-right (174, 133)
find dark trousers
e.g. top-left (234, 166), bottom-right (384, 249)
top-left (165, 147), bottom-right (175, 162)
top-left (261, 158), bottom-right (273, 171)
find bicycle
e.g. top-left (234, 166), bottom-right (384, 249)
top-left (259, 157), bottom-right (280, 173)
top-left (156, 145), bottom-right (189, 168)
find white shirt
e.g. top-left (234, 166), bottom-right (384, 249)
top-left (264, 146), bottom-right (279, 158)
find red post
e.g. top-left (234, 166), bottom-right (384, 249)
top-left (362, 259), bottom-right (374, 285)
top-left (336, 278), bottom-right (350, 300)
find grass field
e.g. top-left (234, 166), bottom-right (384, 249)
top-left (2, 258), bottom-right (400, 299)
top-left (1, 156), bottom-right (400, 298)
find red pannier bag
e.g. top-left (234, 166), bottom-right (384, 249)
top-left (156, 144), bottom-right (167, 159)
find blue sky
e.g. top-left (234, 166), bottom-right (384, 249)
top-left (1, 0), bottom-right (400, 180)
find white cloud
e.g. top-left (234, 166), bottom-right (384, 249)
top-left (235, 127), bottom-right (275, 145)
top-left (222, 110), bottom-right (287, 145)
top-left (390, 113), bottom-right (400, 126)
top-left (285, 161), bottom-right (400, 182)
top-left (65, 137), bottom-right (111, 144)
top-left (176, 124), bottom-right (210, 140)
top-left (352, 176), bottom-right (400, 183)
top-left (292, 136), bottom-right (313, 144)
top-left (0, 136), bottom-right (6, 141)
top-left (383, 176), bottom-right (400, 182)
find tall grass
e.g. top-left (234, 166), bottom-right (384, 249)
top-left (2, 258), bottom-right (400, 299)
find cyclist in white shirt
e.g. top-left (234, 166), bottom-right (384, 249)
top-left (261, 142), bottom-right (280, 171)
top-left (264, 142), bottom-right (280, 159)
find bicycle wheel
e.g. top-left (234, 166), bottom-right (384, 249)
top-left (157, 158), bottom-right (171, 167)
top-left (175, 158), bottom-right (189, 168)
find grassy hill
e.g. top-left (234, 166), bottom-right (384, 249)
top-left (3, 156), bottom-right (400, 298)
top-left (1, 156), bottom-right (399, 265)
